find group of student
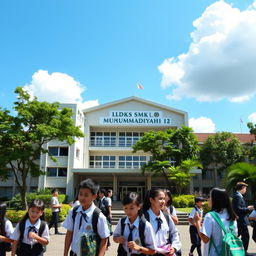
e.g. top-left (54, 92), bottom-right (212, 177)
top-left (0, 179), bottom-right (255, 256)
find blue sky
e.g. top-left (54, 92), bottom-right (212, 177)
top-left (1, 0), bottom-right (256, 133)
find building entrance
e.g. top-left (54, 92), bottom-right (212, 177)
top-left (119, 183), bottom-right (145, 201)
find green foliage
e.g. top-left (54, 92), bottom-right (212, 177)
top-left (6, 204), bottom-right (71, 223)
top-left (9, 193), bottom-right (66, 210)
top-left (172, 195), bottom-right (195, 208)
top-left (224, 162), bottom-right (256, 200)
top-left (200, 132), bottom-right (243, 169)
top-left (0, 87), bottom-right (84, 209)
top-left (132, 126), bottom-right (200, 189)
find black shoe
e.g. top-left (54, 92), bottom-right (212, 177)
top-left (55, 232), bottom-right (65, 235)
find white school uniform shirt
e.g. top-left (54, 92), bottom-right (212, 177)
top-left (249, 210), bottom-right (256, 219)
top-left (51, 196), bottom-right (60, 213)
top-left (189, 206), bottom-right (203, 226)
top-left (10, 218), bottom-right (50, 245)
top-left (201, 209), bottom-right (238, 256)
top-left (113, 216), bottom-right (157, 255)
top-left (168, 205), bottom-right (177, 217)
top-left (0, 219), bottom-right (14, 242)
top-left (147, 208), bottom-right (182, 252)
top-left (105, 197), bottom-right (112, 207)
top-left (63, 202), bottom-right (110, 254)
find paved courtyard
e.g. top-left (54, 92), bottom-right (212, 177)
top-left (7, 225), bottom-right (255, 256)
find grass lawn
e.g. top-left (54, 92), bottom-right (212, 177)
top-left (176, 207), bottom-right (193, 213)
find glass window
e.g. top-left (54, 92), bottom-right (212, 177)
top-left (48, 147), bottom-right (58, 156)
top-left (59, 147), bottom-right (68, 156)
top-left (58, 168), bottom-right (67, 177)
top-left (47, 167), bottom-right (57, 176)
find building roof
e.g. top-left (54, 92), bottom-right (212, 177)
top-left (195, 133), bottom-right (256, 144)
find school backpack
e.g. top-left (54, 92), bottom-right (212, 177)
top-left (16, 220), bottom-right (46, 255)
top-left (143, 211), bottom-right (182, 256)
top-left (117, 216), bottom-right (147, 256)
top-left (99, 197), bottom-right (110, 218)
top-left (72, 206), bottom-right (102, 256)
top-left (209, 212), bottom-right (245, 256)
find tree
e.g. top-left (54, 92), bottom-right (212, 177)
top-left (200, 132), bottom-right (243, 187)
top-left (168, 160), bottom-right (202, 195)
top-left (0, 87), bottom-right (84, 209)
top-left (224, 162), bottom-right (256, 201)
top-left (132, 126), bottom-right (200, 189)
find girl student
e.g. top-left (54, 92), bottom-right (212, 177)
top-left (162, 190), bottom-right (179, 225)
top-left (113, 192), bottom-right (157, 255)
top-left (194, 188), bottom-right (238, 256)
top-left (0, 202), bottom-right (14, 256)
top-left (11, 199), bottom-right (50, 256)
top-left (143, 188), bottom-right (181, 256)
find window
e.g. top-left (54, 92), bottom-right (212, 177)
top-left (90, 132), bottom-right (116, 147)
top-left (118, 132), bottom-right (144, 147)
top-left (118, 156), bottom-right (147, 168)
top-left (47, 167), bottom-right (67, 177)
top-left (48, 147), bottom-right (69, 156)
top-left (89, 156), bottom-right (116, 168)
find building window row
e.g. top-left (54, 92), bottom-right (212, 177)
top-left (90, 132), bottom-right (144, 147)
top-left (47, 167), bottom-right (67, 177)
top-left (48, 147), bottom-right (69, 156)
top-left (89, 155), bottom-right (147, 169)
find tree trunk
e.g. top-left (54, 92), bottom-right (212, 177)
top-left (19, 176), bottom-right (28, 210)
top-left (214, 164), bottom-right (218, 187)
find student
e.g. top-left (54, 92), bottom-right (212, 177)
top-left (69, 195), bottom-right (80, 208)
top-left (188, 197), bottom-right (205, 256)
top-left (48, 188), bottom-right (62, 235)
top-left (106, 189), bottom-right (113, 222)
top-left (11, 199), bottom-right (50, 256)
top-left (0, 202), bottom-right (14, 256)
top-left (143, 188), bottom-right (181, 256)
top-left (98, 189), bottom-right (111, 223)
top-left (248, 208), bottom-right (256, 243)
top-left (194, 188), bottom-right (238, 256)
top-left (113, 192), bottom-right (156, 255)
top-left (63, 179), bottom-right (110, 256)
top-left (163, 190), bottom-right (179, 225)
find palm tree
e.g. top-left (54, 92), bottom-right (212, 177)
top-left (224, 162), bottom-right (256, 201)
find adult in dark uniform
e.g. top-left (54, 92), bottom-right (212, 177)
top-left (232, 182), bottom-right (254, 254)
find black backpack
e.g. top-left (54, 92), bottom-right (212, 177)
top-left (117, 216), bottom-right (146, 256)
top-left (99, 198), bottom-right (110, 218)
top-left (16, 219), bottom-right (46, 255)
top-left (143, 211), bottom-right (182, 256)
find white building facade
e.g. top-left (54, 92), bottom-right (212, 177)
top-left (38, 97), bottom-right (188, 201)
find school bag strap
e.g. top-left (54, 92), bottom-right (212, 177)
top-left (209, 211), bottom-right (232, 234)
top-left (18, 219), bottom-right (46, 243)
top-left (72, 205), bottom-right (100, 234)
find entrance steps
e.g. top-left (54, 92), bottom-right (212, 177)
top-left (111, 202), bottom-right (189, 225)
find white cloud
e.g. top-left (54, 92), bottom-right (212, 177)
top-left (189, 116), bottom-right (216, 132)
top-left (158, 1), bottom-right (256, 103)
top-left (248, 112), bottom-right (256, 123)
top-left (80, 100), bottom-right (99, 109)
top-left (23, 69), bottom-right (99, 108)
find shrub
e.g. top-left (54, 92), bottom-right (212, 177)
top-left (6, 204), bottom-right (71, 224)
top-left (9, 193), bottom-right (66, 210)
top-left (172, 195), bottom-right (195, 208)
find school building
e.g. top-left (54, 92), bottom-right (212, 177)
top-left (0, 96), bottom-right (254, 201)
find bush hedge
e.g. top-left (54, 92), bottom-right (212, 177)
top-left (6, 204), bottom-right (71, 224)
top-left (9, 193), bottom-right (66, 210)
top-left (172, 195), bottom-right (195, 208)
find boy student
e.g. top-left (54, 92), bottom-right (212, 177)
top-left (48, 188), bottom-right (62, 235)
top-left (98, 189), bottom-right (112, 223)
top-left (188, 197), bottom-right (205, 256)
top-left (63, 179), bottom-right (110, 256)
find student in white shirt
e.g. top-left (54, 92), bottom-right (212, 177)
top-left (188, 197), bottom-right (205, 256)
top-left (143, 188), bottom-right (182, 256)
top-left (49, 188), bottom-right (62, 235)
top-left (0, 202), bottom-right (14, 256)
top-left (63, 179), bottom-right (110, 256)
top-left (194, 188), bottom-right (238, 256)
top-left (163, 190), bottom-right (178, 225)
top-left (11, 199), bottom-right (50, 256)
top-left (113, 191), bottom-right (156, 255)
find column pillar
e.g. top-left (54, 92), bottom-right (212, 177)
top-left (113, 174), bottom-right (118, 201)
top-left (146, 176), bottom-right (151, 190)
